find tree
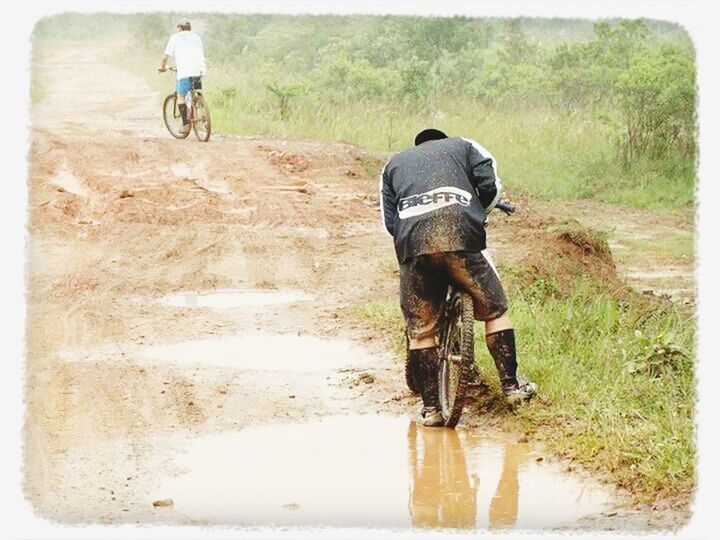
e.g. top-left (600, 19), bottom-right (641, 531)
top-left (614, 44), bottom-right (696, 163)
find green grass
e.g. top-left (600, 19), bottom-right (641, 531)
top-left (596, 157), bottom-right (696, 212)
top-left (201, 81), bottom-right (695, 213)
top-left (353, 300), bottom-right (405, 353)
top-left (356, 277), bottom-right (696, 502)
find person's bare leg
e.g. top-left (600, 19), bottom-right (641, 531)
top-left (408, 336), bottom-right (436, 350)
top-left (485, 312), bottom-right (513, 335)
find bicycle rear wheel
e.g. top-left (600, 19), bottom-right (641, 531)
top-left (163, 94), bottom-right (190, 139)
top-left (192, 94), bottom-right (212, 142)
top-left (438, 290), bottom-right (475, 427)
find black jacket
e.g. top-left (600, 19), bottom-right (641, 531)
top-left (380, 137), bottom-right (502, 263)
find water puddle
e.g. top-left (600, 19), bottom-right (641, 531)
top-left (157, 289), bottom-right (311, 309)
top-left (151, 415), bottom-right (612, 529)
top-left (624, 269), bottom-right (695, 300)
top-left (625, 269), bottom-right (693, 280)
top-left (51, 164), bottom-right (87, 196)
top-left (140, 334), bottom-right (373, 371)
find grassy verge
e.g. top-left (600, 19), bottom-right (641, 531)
top-left (203, 85), bottom-right (696, 215)
top-left (355, 273), bottom-right (695, 503)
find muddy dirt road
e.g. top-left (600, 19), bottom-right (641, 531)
top-left (24, 42), bottom-right (692, 531)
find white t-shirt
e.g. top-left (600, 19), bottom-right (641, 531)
top-left (164, 31), bottom-right (206, 80)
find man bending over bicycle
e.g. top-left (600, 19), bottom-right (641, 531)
top-left (159, 18), bottom-right (206, 134)
top-left (380, 128), bottom-right (537, 427)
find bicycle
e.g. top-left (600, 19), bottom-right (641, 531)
top-left (158, 67), bottom-right (212, 142)
top-left (405, 200), bottom-right (516, 428)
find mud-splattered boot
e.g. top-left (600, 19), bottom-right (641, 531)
top-left (502, 375), bottom-right (537, 406)
top-left (178, 103), bottom-right (191, 134)
top-left (418, 406), bottom-right (444, 427)
top-left (408, 347), bottom-right (444, 427)
top-left (486, 329), bottom-right (537, 406)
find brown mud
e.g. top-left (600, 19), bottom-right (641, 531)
top-left (24, 41), bottom-right (693, 531)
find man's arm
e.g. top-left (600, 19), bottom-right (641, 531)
top-left (159, 35), bottom-right (174, 71)
top-left (462, 138), bottom-right (502, 212)
top-left (379, 163), bottom-right (396, 236)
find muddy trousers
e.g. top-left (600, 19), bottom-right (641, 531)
top-left (408, 347), bottom-right (440, 408)
top-left (486, 329), bottom-right (518, 391)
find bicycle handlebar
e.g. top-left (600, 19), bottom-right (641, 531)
top-left (495, 201), bottom-right (516, 215)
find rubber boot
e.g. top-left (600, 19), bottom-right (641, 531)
top-left (178, 103), bottom-right (189, 125)
top-left (407, 347), bottom-right (444, 427)
top-left (486, 329), bottom-right (518, 391)
top-left (486, 329), bottom-right (536, 405)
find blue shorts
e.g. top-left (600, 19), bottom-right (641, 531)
top-left (176, 78), bottom-right (192, 95)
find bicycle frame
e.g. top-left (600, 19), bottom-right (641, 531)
top-left (172, 91), bottom-right (199, 123)
top-left (162, 67), bottom-right (203, 124)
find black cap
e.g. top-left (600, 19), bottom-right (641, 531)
top-left (414, 128), bottom-right (448, 146)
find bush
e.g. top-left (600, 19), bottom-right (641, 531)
top-left (614, 44), bottom-right (696, 163)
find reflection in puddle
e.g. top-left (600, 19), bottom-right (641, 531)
top-left (157, 289), bottom-right (311, 309)
top-left (152, 416), bottom-right (611, 529)
top-left (140, 334), bottom-right (373, 371)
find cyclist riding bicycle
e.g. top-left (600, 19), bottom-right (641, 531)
top-left (380, 128), bottom-right (537, 427)
top-left (158, 18), bottom-right (207, 134)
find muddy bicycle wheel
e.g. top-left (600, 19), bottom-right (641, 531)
top-left (163, 94), bottom-right (190, 139)
top-left (438, 290), bottom-right (475, 427)
top-left (192, 94), bottom-right (212, 142)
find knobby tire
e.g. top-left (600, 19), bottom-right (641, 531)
top-left (438, 291), bottom-right (475, 428)
top-left (192, 94), bottom-right (212, 142)
top-left (163, 94), bottom-right (190, 139)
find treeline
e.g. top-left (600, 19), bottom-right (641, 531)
top-left (178, 15), bottom-right (695, 164)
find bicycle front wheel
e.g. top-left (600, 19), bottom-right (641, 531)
top-left (438, 290), bottom-right (475, 427)
top-left (192, 94), bottom-right (212, 142)
top-left (163, 94), bottom-right (190, 139)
